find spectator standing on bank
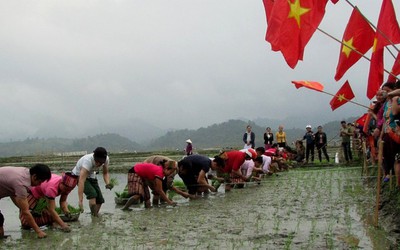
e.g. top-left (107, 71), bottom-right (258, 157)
top-left (303, 125), bottom-right (315, 164)
top-left (340, 121), bottom-right (353, 164)
top-left (276, 125), bottom-right (287, 148)
top-left (263, 127), bottom-right (274, 150)
top-left (243, 125), bottom-right (255, 149)
top-left (314, 125), bottom-right (330, 162)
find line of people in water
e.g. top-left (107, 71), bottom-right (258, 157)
top-left (0, 143), bottom-right (307, 239)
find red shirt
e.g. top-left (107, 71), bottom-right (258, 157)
top-left (223, 151), bottom-right (246, 173)
top-left (133, 163), bottom-right (164, 181)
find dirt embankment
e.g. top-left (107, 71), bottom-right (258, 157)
top-left (378, 187), bottom-right (400, 246)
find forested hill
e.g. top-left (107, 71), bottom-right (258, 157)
top-left (0, 119), bottom-right (352, 157)
top-left (146, 119), bottom-right (346, 151)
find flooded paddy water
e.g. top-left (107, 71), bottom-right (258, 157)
top-left (0, 166), bottom-right (394, 249)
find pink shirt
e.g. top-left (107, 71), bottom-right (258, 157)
top-left (133, 163), bottom-right (164, 181)
top-left (0, 167), bottom-right (31, 199)
top-left (30, 174), bottom-right (62, 199)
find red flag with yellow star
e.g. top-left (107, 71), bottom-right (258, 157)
top-left (330, 80), bottom-right (355, 111)
top-left (291, 80), bottom-right (324, 92)
top-left (367, 0), bottom-right (400, 99)
top-left (387, 51), bottom-right (400, 82)
top-left (335, 7), bottom-right (374, 81)
top-left (265, 0), bottom-right (329, 68)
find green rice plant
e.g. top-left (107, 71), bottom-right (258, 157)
top-left (32, 198), bottom-right (48, 214)
top-left (109, 177), bottom-right (119, 186)
top-left (54, 204), bottom-right (80, 214)
top-left (284, 231), bottom-right (296, 250)
top-left (273, 216), bottom-right (281, 235)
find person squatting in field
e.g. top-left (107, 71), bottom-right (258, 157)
top-left (20, 172), bottom-right (78, 232)
top-left (72, 147), bottom-right (113, 217)
top-left (122, 162), bottom-right (177, 210)
top-left (219, 148), bottom-right (257, 192)
top-left (0, 164), bottom-right (51, 238)
top-left (178, 154), bottom-right (225, 196)
top-left (144, 155), bottom-right (193, 205)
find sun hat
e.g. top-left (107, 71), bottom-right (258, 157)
top-left (306, 125), bottom-right (312, 129)
top-left (93, 147), bottom-right (108, 163)
top-left (186, 139), bottom-right (192, 144)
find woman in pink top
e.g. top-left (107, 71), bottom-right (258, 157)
top-left (122, 163), bottom-right (177, 210)
top-left (20, 172), bottom-right (78, 232)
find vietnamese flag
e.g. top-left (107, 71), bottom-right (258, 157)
top-left (335, 7), bottom-right (374, 81)
top-left (265, 0), bottom-right (329, 68)
top-left (374, 0), bottom-right (400, 50)
top-left (291, 80), bottom-right (324, 92)
top-left (330, 80), bottom-right (355, 111)
top-left (263, 0), bottom-right (275, 23)
top-left (367, 0), bottom-right (400, 99)
top-left (387, 51), bottom-right (400, 82)
top-left (355, 113), bottom-right (368, 127)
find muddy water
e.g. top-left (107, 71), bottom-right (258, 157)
top-left (0, 167), bottom-right (391, 249)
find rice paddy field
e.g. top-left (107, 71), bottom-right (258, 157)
top-left (0, 160), bottom-right (397, 249)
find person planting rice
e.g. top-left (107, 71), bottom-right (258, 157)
top-left (255, 147), bottom-right (273, 175)
top-left (219, 149), bottom-right (257, 191)
top-left (178, 154), bottom-right (225, 196)
top-left (72, 147), bottom-right (113, 217)
top-left (121, 162), bottom-right (177, 210)
top-left (144, 155), bottom-right (193, 205)
top-left (20, 172), bottom-right (78, 232)
top-left (0, 164), bottom-right (51, 239)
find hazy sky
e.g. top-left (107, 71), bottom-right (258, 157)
top-left (0, 0), bottom-right (397, 141)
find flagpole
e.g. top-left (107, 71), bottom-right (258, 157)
top-left (316, 27), bottom-right (400, 81)
top-left (320, 90), bottom-right (370, 109)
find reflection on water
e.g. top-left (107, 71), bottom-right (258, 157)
top-left (0, 169), bottom-right (393, 249)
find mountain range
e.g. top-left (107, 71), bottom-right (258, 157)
top-left (0, 117), bottom-right (357, 157)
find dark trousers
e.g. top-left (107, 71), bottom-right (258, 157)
top-left (342, 142), bottom-right (352, 162)
top-left (316, 143), bottom-right (329, 162)
top-left (306, 143), bottom-right (315, 162)
top-left (382, 133), bottom-right (397, 176)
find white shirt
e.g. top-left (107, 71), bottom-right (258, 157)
top-left (72, 153), bottom-right (110, 179)
top-left (261, 155), bottom-right (272, 173)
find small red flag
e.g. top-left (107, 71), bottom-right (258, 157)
top-left (374, 0), bottom-right (400, 50)
top-left (355, 113), bottom-right (368, 127)
top-left (265, 0), bottom-right (329, 68)
top-left (367, 0), bottom-right (400, 99)
top-left (387, 51), bottom-right (400, 82)
top-left (291, 80), bottom-right (324, 92)
top-left (330, 80), bottom-right (355, 111)
top-left (335, 7), bottom-right (374, 81)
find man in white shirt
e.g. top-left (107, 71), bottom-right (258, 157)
top-left (72, 147), bottom-right (112, 216)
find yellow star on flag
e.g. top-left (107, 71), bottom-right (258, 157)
top-left (337, 94), bottom-right (346, 102)
top-left (288, 0), bottom-right (311, 28)
top-left (372, 38), bottom-right (377, 53)
top-left (342, 37), bottom-right (356, 58)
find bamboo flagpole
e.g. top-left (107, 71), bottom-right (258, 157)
top-left (362, 140), bottom-right (367, 176)
top-left (290, 80), bottom-right (370, 109)
top-left (374, 140), bottom-right (384, 227)
top-left (316, 27), bottom-right (399, 81)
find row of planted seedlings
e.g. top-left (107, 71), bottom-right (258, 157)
top-left (257, 166), bottom-right (377, 249)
